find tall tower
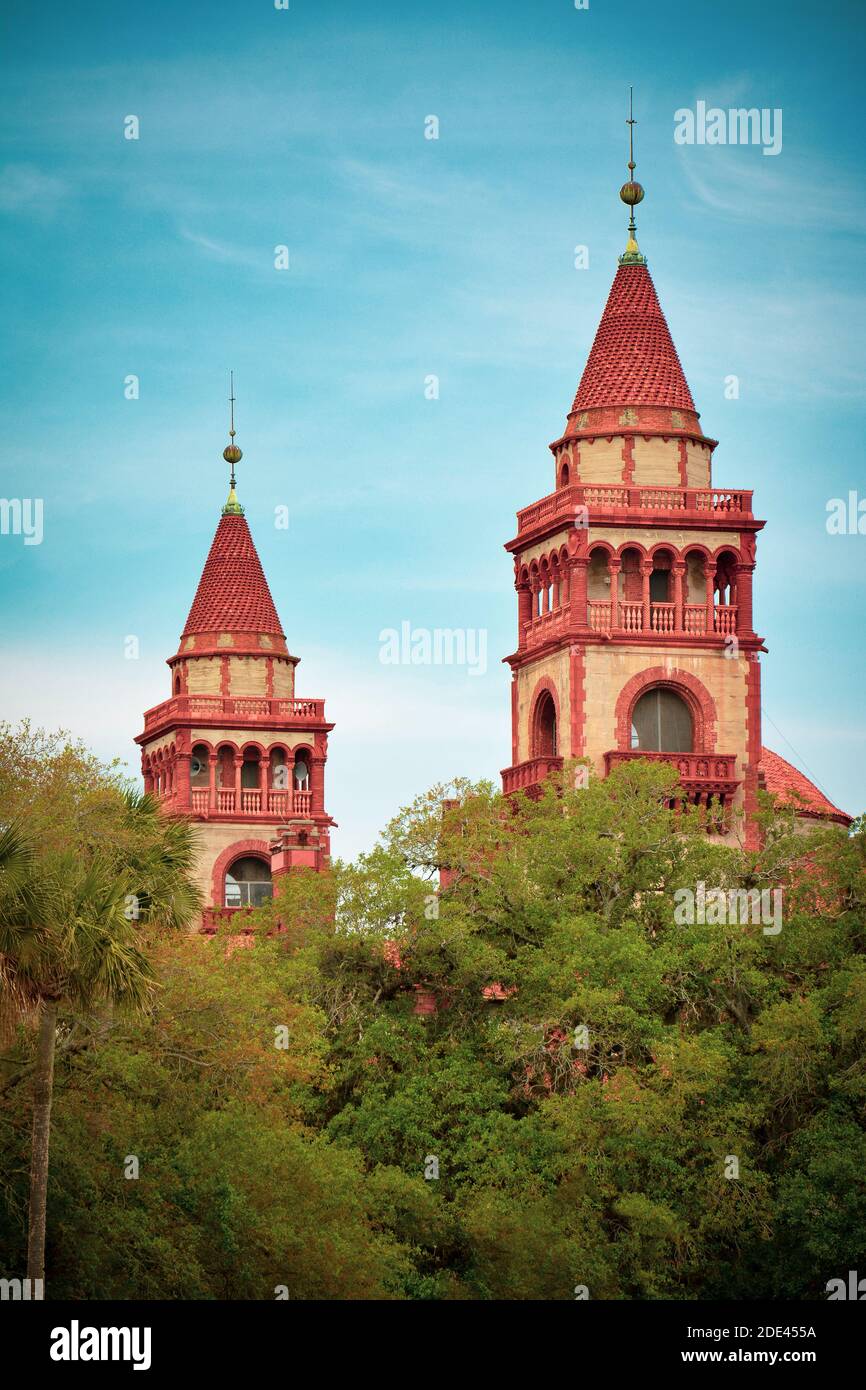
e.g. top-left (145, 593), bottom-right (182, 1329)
top-left (501, 107), bottom-right (766, 847)
top-left (136, 387), bottom-right (335, 927)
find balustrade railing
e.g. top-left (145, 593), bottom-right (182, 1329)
top-left (187, 786), bottom-right (314, 817)
top-left (143, 694), bottom-right (326, 733)
top-left (619, 601), bottom-right (643, 633)
top-left (714, 605), bottom-right (738, 635)
top-left (501, 756), bottom-right (563, 794)
top-left (684, 604), bottom-right (707, 634)
top-left (650, 602), bottom-right (675, 633)
top-left (588, 600), bottom-right (612, 632)
top-left (516, 484), bottom-right (754, 534)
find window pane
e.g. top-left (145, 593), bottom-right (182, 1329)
top-left (631, 689), bottom-right (692, 752)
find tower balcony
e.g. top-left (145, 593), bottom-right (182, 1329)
top-left (141, 694), bottom-right (327, 737)
top-left (501, 750), bottom-right (740, 826)
top-left (587, 600), bottom-right (737, 637)
top-left (501, 755), bottom-right (564, 795)
top-left (603, 749), bottom-right (740, 805)
top-left (189, 788), bottom-right (314, 818)
top-left (515, 483), bottom-right (754, 539)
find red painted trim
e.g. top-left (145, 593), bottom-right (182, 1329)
top-left (527, 675), bottom-right (561, 758)
top-left (744, 656), bottom-right (763, 850)
top-left (569, 644), bottom-right (585, 757)
top-left (210, 838), bottom-right (273, 908)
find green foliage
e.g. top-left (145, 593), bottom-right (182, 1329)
top-left (1, 744), bottom-right (864, 1299)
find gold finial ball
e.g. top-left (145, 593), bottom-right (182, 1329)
top-left (620, 181), bottom-right (645, 207)
top-left (223, 444), bottom-right (242, 464)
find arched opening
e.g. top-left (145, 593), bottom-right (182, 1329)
top-left (190, 744), bottom-right (209, 788)
top-left (649, 548), bottom-right (673, 603)
top-left (224, 855), bottom-right (272, 909)
top-left (217, 746), bottom-right (235, 789)
top-left (174, 674), bottom-right (181, 695)
top-left (532, 690), bottom-right (557, 758)
top-left (293, 749), bottom-right (311, 790)
top-left (631, 688), bottom-right (693, 753)
top-left (240, 749), bottom-right (261, 789)
top-left (270, 746), bottom-right (289, 789)
top-left (714, 550), bottom-right (738, 606)
top-left (560, 461), bottom-right (570, 488)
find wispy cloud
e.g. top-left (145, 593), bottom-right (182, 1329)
top-left (0, 163), bottom-right (68, 217)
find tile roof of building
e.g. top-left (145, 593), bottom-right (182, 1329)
top-left (572, 261), bottom-right (696, 412)
top-left (181, 512), bottom-right (284, 638)
top-left (760, 746), bottom-right (851, 825)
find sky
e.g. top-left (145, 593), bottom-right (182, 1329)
top-left (0, 0), bottom-right (863, 860)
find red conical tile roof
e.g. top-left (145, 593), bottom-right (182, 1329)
top-left (572, 262), bottom-right (695, 412)
top-left (759, 747), bottom-right (851, 826)
top-left (181, 512), bottom-right (284, 638)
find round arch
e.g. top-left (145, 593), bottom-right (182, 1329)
top-left (210, 839), bottom-right (273, 909)
top-left (614, 666), bottom-right (718, 753)
top-left (528, 677), bottom-right (561, 759)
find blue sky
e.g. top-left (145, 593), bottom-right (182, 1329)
top-left (1, 0), bottom-right (863, 858)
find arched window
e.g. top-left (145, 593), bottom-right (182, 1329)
top-left (174, 674), bottom-right (181, 695)
top-left (270, 747), bottom-right (289, 789)
top-left (240, 750), bottom-right (260, 789)
top-left (294, 750), bottom-right (310, 789)
top-left (190, 743), bottom-right (209, 788)
top-left (532, 691), bottom-right (557, 758)
top-left (224, 856), bottom-right (272, 909)
top-left (560, 461), bottom-right (570, 488)
top-left (715, 550), bottom-right (738, 605)
top-left (630, 688), bottom-right (692, 753)
top-left (649, 548), bottom-right (673, 603)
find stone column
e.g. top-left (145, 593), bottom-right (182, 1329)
top-left (672, 561), bottom-right (685, 634)
top-left (641, 560), bottom-right (653, 633)
top-left (735, 562), bottom-right (755, 636)
top-left (570, 555), bottom-right (589, 631)
top-left (310, 754), bottom-right (326, 815)
top-left (609, 557), bottom-right (621, 630)
top-left (705, 566), bottom-right (716, 636)
top-left (517, 580), bottom-right (532, 646)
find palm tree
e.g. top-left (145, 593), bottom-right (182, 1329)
top-left (0, 792), bottom-right (201, 1295)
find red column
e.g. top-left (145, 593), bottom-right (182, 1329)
top-left (609, 558), bottom-right (621, 630)
top-left (705, 566), bottom-right (716, 636)
top-left (208, 751), bottom-right (217, 811)
top-left (672, 561), bottom-right (685, 634)
top-left (517, 581), bottom-right (531, 646)
top-left (175, 753), bottom-right (190, 810)
top-left (641, 561), bottom-right (652, 633)
top-left (310, 754), bottom-right (326, 815)
top-left (571, 556), bottom-right (589, 631)
top-left (736, 563), bottom-right (755, 636)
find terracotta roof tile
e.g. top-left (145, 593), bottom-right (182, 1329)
top-left (182, 513), bottom-right (283, 638)
top-left (759, 747), bottom-right (850, 824)
top-left (572, 262), bottom-right (695, 412)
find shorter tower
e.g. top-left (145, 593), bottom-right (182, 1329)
top-left (136, 390), bottom-right (335, 928)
